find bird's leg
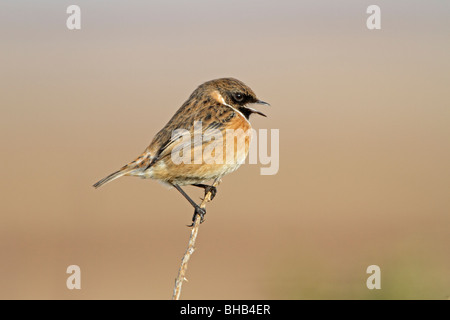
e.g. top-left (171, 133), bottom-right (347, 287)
top-left (173, 184), bottom-right (206, 226)
top-left (191, 183), bottom-right (217, 201)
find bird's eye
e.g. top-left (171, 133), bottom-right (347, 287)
top-left (233, 93), bottom-right (244, 102)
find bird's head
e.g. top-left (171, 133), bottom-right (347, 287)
top-left (195, 78), bottom-right (269, 119)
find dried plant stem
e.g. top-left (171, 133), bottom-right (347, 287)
top-left (172, 180), bottom-right (220, 300)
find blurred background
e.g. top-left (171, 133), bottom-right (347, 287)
top-left (0, 0), bottom-right (449, 299)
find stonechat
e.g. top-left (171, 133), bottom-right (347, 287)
top-left (93, 78), bottom-right (269, 224)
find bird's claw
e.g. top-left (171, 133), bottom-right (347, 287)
top-left (187, 206), bottom-right (206, 227)
top-left (204, 186), bottom-right (217, 201)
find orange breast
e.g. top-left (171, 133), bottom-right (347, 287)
top-left (148, 112), bottom-right (253, 185)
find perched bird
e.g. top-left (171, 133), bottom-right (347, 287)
top-left (93, 78), bottom-right (269, 224)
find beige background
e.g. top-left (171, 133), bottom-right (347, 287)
top-left (1, 1), bottom-right (449, 299)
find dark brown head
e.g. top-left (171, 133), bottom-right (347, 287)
top-left (191, 78), bottom-right (269, 119)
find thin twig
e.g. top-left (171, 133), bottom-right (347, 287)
top-left (172, 180), bottom-right (220, 300)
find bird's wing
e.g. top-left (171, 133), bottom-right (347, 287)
top-left (152, 103), bottom-right (239, 163)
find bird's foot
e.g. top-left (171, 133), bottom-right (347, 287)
top-left (194, 184), bottom-right (217, 201)
top-left (187, 206), bottom-right (206, 227)
top-left (204, 185), bottom-right (217, 201)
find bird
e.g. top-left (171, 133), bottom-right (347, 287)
top-left (93, 78), bottom-right (269, 225)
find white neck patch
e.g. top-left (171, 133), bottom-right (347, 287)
top-left (213, 91), bottom-right (250, 125)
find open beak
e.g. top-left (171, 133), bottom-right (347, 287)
top-left (256, 100), bottom-right (270, 106)
top-left (246, 99), bottom-right (270, 117)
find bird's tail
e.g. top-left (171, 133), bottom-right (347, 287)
top-left (92, 165), bottom-right (136, 189)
